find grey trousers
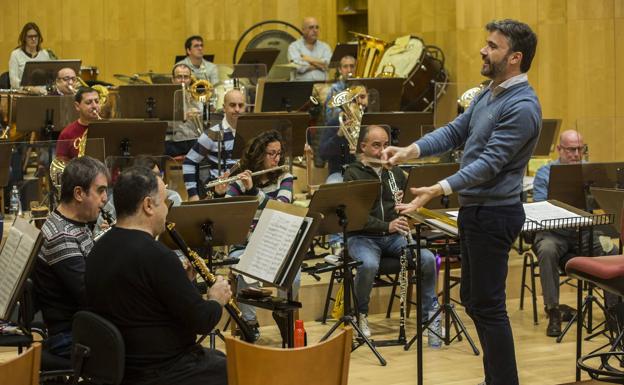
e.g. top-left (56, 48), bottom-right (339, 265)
top-left (533, 229), bottom-right (614, 308)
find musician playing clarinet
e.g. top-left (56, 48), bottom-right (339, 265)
top-left (86, 166), bottom-right (230, 385)
top-left (224, 130), bottom-right (295, 342)
top-left (343, 125), bottom-right (436, 339)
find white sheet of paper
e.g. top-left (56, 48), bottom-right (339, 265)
top-left (523, 201), bottom-right (591, 227)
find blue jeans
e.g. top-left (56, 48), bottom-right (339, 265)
top-left (231, 249), bottom-right (301, 323)
top-left (326, 172), bottom-right (344, 246)
top-left (44, 330), bottom-right (72, 359)
top-left (458, 204), bottom-right (525, 385)
top-left (347, 233), bottom-right (436, 315)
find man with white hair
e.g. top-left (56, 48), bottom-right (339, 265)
top-left (287, 17), bottom-right (332, 81)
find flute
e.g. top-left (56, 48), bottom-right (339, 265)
top-left (204, 164), bottom-right (288, 189)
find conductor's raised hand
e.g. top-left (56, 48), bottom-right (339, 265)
top-left (381, 143), bottom-right (419, 166)
top-left (396, 184), bottom-right (444, 214)
top-left (208, 275), bottom-right (232, 306)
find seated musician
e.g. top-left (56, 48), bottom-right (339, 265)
top-left (287, 17), bottom-right (332, 81)
top-left (165, 63), bottom-right (205, 157)
top-left (176, 35), bottom-right (219, 85)
top-left (343, 125), bottom-right (437, 338)
top-left (319, 83), bottom-right (368, 256)
top-left (32, 156), bottom-right (109, 358)
top-left (224, 130), bottom-right (295, 341)
top-left (8, 22), bottom-right (53, 89)
top-left (324, 55), bottom-right (356, 125)
top-left (183, 89), bottom-right (245, 201)
top-left (532, 129), bottom-right (617, 337)
top-left (86, 166), bottom-right (230, 385)
top-left (55, 87), bottom-right (101, 163)
top-left (49, 67), bottom-right (78, 96)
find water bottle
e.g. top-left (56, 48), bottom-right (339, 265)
top-left (294, 319), bottom-right (306, 348)
top-left (428, 297), bottom-right (442, 348)
top-left (9, 185), bottom-right (20, 216)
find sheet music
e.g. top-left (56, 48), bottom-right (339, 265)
top-left (0, 226), bottom-right (25, 318)
top-left (238, 208), bottom-right (305, 284)
top-left (523, 201), bottom-right (592, 226)
top-left (424, 219), bottom-right (458, 236)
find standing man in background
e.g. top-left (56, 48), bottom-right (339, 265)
top-left (288, 17), bottom-right (332, 81)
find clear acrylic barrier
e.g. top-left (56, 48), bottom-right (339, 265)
top-left (172, 88), bottom-right (205, 140)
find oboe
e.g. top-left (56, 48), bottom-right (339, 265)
top-left (165, 221), bottom-right (256, 343)
top-left (204, 164), bottom-right (288, 189)
top-left (387, 169), bottom-right (410, 343)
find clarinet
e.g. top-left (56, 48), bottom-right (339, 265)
top-left (165, 221), bottom-right (256, 343)
top-left (94, 207), bottom-right (116, 242)
top-left (387, 169), bottom-right (410, 342)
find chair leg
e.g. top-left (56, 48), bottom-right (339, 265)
top-left (520, 252), bottom-right (529, 310)
top-left (386, 274), bottom-right (399, 318)
top-left (529, 253), bottom-right (539, 325)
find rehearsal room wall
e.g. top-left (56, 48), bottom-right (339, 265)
top-left (0, 0), bottom-right (337, 87)
top-left (369, 0), bottom-right (624, 162)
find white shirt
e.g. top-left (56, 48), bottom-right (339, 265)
top-left (8, 48), bottom-right (52, 88)
top-left (287, 38), bottom-right (332, 81)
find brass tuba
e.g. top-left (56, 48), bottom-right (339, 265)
top-left (328, 87), bottom-right (364, 153)
top-left (352, 32), bottom-right (390, 78)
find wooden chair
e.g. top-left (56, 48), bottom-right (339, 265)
top-left (0, 342), bottom-right (41, 385)
top-left (225, 327), bottom-right (352, 385)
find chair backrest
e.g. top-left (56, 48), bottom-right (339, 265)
top-left (71, 311), bottom-right (125, 385)
top-left (225, 327), bottom-right (352, 385)
top-left (0, 342), bottom-right (41, 385)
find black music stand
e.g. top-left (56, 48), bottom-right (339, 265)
top-left (174, 54), bottom-right (215, 64)
top-left (21, 60), bottom-right (81, 87)
top-left (361, 112), bottom-right (434, 147)
top-left (533, 119), bottom-right (562, 157)
top-left (235, 48), bottom-right (280, 76)
top-left (309, 180), bottom-right (387, 366)
top-left (15, 96), bottom-right (77, 134)
top-left (159, 196), bottom-right (259, 348)
top-left (403, 163), bottom-right (460, 209)
top-left (255, 80), bottom-right (317, 112)
top-left (346, 78), bottom-right (405, 111)
top-left (233, 113), bottom-right (309, 158)
top-left (84, 120), bottom-right (168, 161)
top-left (329, 43), bottom-right (358, 68)
top-left (591, 187), bottom-right (624, 235)
top-left (118, 85), bottom-right (181, 120)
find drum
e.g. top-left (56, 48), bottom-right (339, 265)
top-left (375, 36), bottom-right (447, 112)
top-left (80, 66), bottom-right (99, 82)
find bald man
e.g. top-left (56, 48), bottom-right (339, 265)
top-left (287, 17), bottom-right (332, 81)
top-left (532, 129), bottom-right (616, 337)
top-left (183, 89), bottom-right (245, 200)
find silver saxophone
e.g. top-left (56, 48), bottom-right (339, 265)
top-left (387, 169), bottom-right (411, 342)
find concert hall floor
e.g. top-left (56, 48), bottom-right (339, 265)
top-left (0, 291), bottom-right (610, 384)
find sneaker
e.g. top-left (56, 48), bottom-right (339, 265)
top-left (358, 313), bottom-right (371, 338)
top-left (324, 254), bottom-right (340, 265)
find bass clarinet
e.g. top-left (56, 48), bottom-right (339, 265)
top-left (387, 169), bottom-right (411, 343)
top-left (165, 221), bottom-right (256, 343)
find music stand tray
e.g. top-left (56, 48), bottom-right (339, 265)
top-left (233, 113), bottom-right (309, 159)
top-left (21, 60), bottom-right (81, 86)
top-left (118, 84), bottom-right (181, 120)
top-left (85, 120), bottom-right (168, 161)
top-left (533, 119), bottom-right (562, 157)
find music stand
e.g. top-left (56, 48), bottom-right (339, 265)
top-left (234, 48), bottom-right (280, 76)
top-left (84, 120), bottom-right (168, 161)
top-left (361, 112), bottom-right (434, 147)
top-left (591, 187), bottom-right (624, 236)
top-left (533, 119), bottom-right (562, 157)
top-left (255, 80), bottom-right (317, 112)
top-left (117, 85), bottom-right (181, 120)
top-left (346, 78), bottom-right (405, 111)
top-left (548, 163), bottom-right (586, 210)
top-left (404, 163), bottom-right (460, 208)
top-left (233, 113), bottom-right (309, 158)
top-left (0, 143), bottom-right (11, 190)
top-left (21, 60), bottom-right (81, 87)
top-left (329, 43), bottom-right (358, 68)
top-left (309, 180), bottom-right (387, 366)
top-left (582, 162), bottom-right (624, 191)
top-left (15, 96), bottom-right (77, 134)
top-left (174, 54), bottom-right (215, 64)
top-left (159, 196), bottom-right (259, 347)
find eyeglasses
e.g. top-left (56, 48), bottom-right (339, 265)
top-left (307, 25), bottom-right (320, 30)
top-left (265, 151), bottom-right (282, 158)
top-left (58, 76), bottom-right (77, 83)
top-left (560, 145), bottom-right (585, 154)
top-left (26, 34), bottom-right (39, 40)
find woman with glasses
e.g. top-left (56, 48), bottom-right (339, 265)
top-left (9, 22), bottom-right (54, 89)
top-left (225, 129), bottom-right (295, 342)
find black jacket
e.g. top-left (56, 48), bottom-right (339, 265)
top-left (343, 161), bottom-right (407, 234)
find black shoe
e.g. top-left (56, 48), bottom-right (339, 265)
top-left (241, 319), bottom-right (260, 342)
top-left (272, 311), bottom-right (289, 343)
top-left (546, 306), bottom-right (562, 337)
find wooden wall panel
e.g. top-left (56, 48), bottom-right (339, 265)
top-left (0, 0), bottom-right (337, 84)
top-left (369, 0), bottom-right (624, 161)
